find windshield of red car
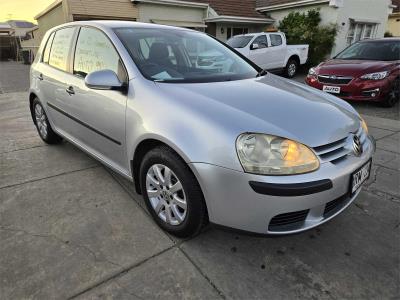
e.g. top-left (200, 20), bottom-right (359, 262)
top-left (335, 40), bottom-right (400, 61)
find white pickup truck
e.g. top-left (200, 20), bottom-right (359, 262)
top-left (226, 32), bottom-right (309, 78)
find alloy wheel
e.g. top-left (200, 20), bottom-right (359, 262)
top-left (34, 104), bottom-right (48, 139)
top-left (146, 164), bottom-right (187, 226)
top-left (288, 63), bottom-right (297, 77)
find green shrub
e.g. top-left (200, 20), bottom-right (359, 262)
top-left (278, 9), bottom-right (337, 66)
top-left (384, 31), bottom-right (393, 37)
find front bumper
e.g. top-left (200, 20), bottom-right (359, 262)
top-left (305, 76), bottom-right (391, 102)
top-left (190, 135), bottom-right (375, 235)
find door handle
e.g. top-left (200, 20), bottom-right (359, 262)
top-left (66, 86), bottom-right (75, 95)
top-left (37, 74), bottom-right (43, 81)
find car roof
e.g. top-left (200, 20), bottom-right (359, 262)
top-left (232, 32), bottom-right (281, 37)
top-left (50, 20), bottom-right (197, 33)
top-left (359, 37), bottom-right (400, 43)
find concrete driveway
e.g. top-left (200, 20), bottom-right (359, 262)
top-left (0, 62), bottom-right (399, 299)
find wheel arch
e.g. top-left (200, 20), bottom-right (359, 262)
top-left (29, 92), bottom-right (38, 124)
top-left (130, 136), bottom-right (194, 195)
top-left (286, 54), bottom-right (300, 66)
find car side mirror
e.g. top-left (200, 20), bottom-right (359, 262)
top-left (85, 69), bottom-right (124, 90)
top-left (250, 43), bottom-right (259, 50)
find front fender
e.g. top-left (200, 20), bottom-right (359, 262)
top-left (124, 80), bottom-right (244, 173)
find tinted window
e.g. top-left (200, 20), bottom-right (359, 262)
top-left (49, 27), bottom-right (75, 71)
top-left (42, 32), bottom-right (55, 63)
top-left (253, 35), bottom-right (268, 49)
top-left (270, 34), bottom-right (282, 47)
top-left (73, 27), bottom-right (126, 81)
top-left (336, 41), bottom-right (400, 61)
top-left (226, 35), bottom-right (254, 48)
top-left (115, 28), bottom-right (258, 83)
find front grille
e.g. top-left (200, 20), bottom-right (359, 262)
top-left (324, 194), bottom-right (348, 217)
top-left (269, 209), bottom-right (309, 232)
top-left (313, 126), bottom-right (367, 164)
top-left (318, 75), bottom-right (353, 85)
top-left (337, 91), bottom-right (351, 97)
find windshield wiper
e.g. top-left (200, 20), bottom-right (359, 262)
top-left (256, 69), bottom-right (268, 77)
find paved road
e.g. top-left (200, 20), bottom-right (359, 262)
top-left (1, 61), bottom-right (399, 299)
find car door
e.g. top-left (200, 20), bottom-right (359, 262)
top-left (266, 34), bottom-right (286, 69)
top-left (34, 31), bottom-right (55, 104)
top-left (39, 26), bottom-right (79, 134)
top-left (65, 26), bottom-right (128, 172)
top-left (248, 35), bottom-right (269, 69)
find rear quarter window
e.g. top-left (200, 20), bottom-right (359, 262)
top-left (48, 27), bottom-right (75, 71)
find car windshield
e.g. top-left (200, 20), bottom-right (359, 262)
top-left (335, 40), bottom-right (400, 61)
top-left (114, 27), bottom-right (258, 83)
top-left (226, 35), bottom-right (254, 48)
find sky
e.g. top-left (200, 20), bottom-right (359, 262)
top-left (0, 0), bottom-right (55, 23)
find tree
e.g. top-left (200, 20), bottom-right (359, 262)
top-left (278, 9), bottom-right (337, 66)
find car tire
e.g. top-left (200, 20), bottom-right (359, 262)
top-left (284, 59), bottom-right (298, 78)
top-left (382, 78), bottom-right (400, 108)
top-left (32, 98), bottom-right (63, 144)
top-left (140, 146), bottom-right (208, 238)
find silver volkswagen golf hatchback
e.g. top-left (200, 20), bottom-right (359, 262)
top-left (30, 21), bottom-right (374, 237)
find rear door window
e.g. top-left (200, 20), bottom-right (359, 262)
top-left (270, 34), bottom-right (283, 47)
top-left (49, 27), bottom-right (76, 71)
top-left (42, 32), bottom-right (55, 64)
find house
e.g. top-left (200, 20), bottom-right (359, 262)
top-left (133, 0), bottom-right (274, 41)
top-left (255, 0), bottom-right (393, 55)
top-left (20, 26), bottom-right (41, 60)
top-left (30, 0), bottom-right (393, 61)
top-left (33, 0), bottom-right (273, 45)
top-left (0, 23), bottom-right (14, 60)
top-left (0, 23), bottom-right (13, 36)
top-left (34, 0), bottom-right (139, 41)
top-left (0, 21), bottom-right (35, 61)
top-left (6, 20), bottom-right (35, 37)
top-left (132, 0), bottom-right (209, 30)
top-left (14, 0), bottom-right (139, 63)
top-left (387, 0), bottom-right (400, 36)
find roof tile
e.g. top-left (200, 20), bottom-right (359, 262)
top-left (255, 0), bottom-right (302, 8)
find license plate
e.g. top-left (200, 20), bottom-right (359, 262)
top-left (350, 160), bottom-right (371, 194)
top-left (323, 85), bottom-right (341, 94)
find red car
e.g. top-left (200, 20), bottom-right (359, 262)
top-left (306, 38), bottom-right (400, 107)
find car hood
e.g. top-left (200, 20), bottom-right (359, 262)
top-left (156, 74), bottom-right (360, 147)
top-left (316, 59), bottom-right (395, 77)
top-left (234, 48), bottom-right (247, 55)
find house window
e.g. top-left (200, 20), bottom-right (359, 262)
top-left (227, 27), bottom-right (249, 39)
top-left (346, 22), bottom-right (376, 46)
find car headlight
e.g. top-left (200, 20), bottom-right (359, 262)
top-left (236, 133), bottom-right (320, 175)
top-left (360, 117), bottom-right (368, 134)
top-left (308, 67), bottom-right (317, 76)
top-left (360, 71), bottom-right (389, 80)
